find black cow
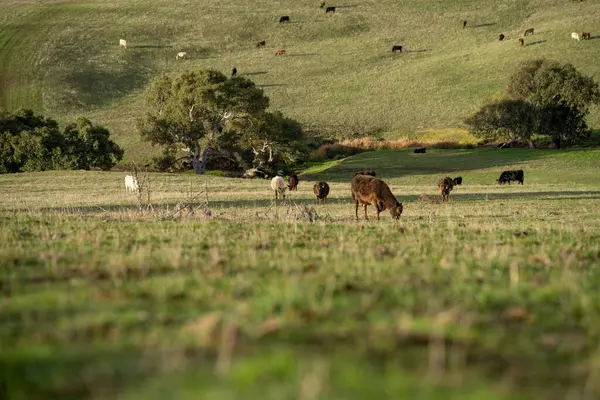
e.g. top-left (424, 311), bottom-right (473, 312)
top-left (279, 16), bottom-right (290, 23)
top-left (231, 67), bottom-right (237, 77)
top-left (524, 28), bottom-right (534, 36)
top-left (414, 147), bottom-right (427, 154)
top-left (326, 6), bottom-right (335, 13)
top-left (320, 1), bottom-right (326, 8)
top-left (256, 40), bottom-right (266, 47)
top-left (497, 170), bottom-right (524, 185)
top-left (463, 20), bottom-right (467, 29)
top-left (499, 34), bottom-right (505, 41)
top-left (392, 45), bottom-right (403, 52)
top-left (519, 38), bottom-right (524, 47)
top-left (453, 177), bottom-right (463, 185)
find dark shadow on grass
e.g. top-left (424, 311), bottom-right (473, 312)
top-left (586, 36), bottom-right (600, 40)
top-left (470, 23), bottom-right (496, 28)
top-left (286, 53), bottom-right (317, 57)
top-left (336, 4), bottom-right (359, 8)
top-left (299, 148), bottom-right (590, 182)
top-left (131, 45), bottom-right (173, 49)
top-left (258, 84), bottom-right (286, 88)
top-left (242, 71), bottom-right (268, 76)
top-left (525, 40), bottom-right (547, 47)
top-left (404, 49), bottom-right (428, 53)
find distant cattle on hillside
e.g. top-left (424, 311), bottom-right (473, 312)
top-left (355, 170), bottom-right (376, 177)
top-left (275, 49), bottom-right (286, 55)
top-left (524, 28), bottom-right (534, 36)
top-left (392, 45), bottom-right (403, 52)
top-left (414, 147), bottom-right (426, 154)
top-left (176, 52), bottom-right (187, 60)
top-left (326, 6), bottom-right (335, 13)
top-left (499, 34), bottom-right (505, 41)
top-left (572, 32), bottom-right (580, 41)
top-left (320, 2), bottom-right (326, 8)
top-left (279, 16), bottom-right (290, 23)
top-left (256, 40), bottom-right (266, 47)
top-left (583, 32), bottom-right (591, 40)
top-left (463, 20), bottom-right (467, 29)
top-left (231, 67), bottom-right (237, 76)
top-left (519, 38), bottom-right (524, 47)
top-left (453, 177), bottom-right (463, 185)
top-left (119, 39), bottom-right (127, 48)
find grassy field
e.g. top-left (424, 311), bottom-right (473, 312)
top-left (2, 148), bottom-right (600, 399)
top-left (1, 0), bottom-right (600, 163)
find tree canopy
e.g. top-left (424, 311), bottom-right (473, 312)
top-left (0, 109), bottom-right (123, 173)
top-left (139, 69), bottom-right (306, 174)
top-left (466, 60), bottom-right (599, 148)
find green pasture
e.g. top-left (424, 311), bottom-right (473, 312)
top-left (1, 148), bottom-right (600, 399)
top-left (1, 0), bottom-right (599, 163)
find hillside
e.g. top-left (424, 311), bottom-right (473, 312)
top-left (1, 0), bottom-right (599, 163)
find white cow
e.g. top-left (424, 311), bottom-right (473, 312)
top-left (270, 176), bottom-right (286, 200)
top-left (119, 39), bottom-right (127, 48)
top-left (176, 52), bottom-right (187, 60)
top-left (124, 175), bottom-right (139, 192)
top-left (571, 32), bottom-right (580, 41)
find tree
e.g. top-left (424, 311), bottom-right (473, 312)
top-left (508, 59), bottom-right (600, 114)
top-left (62, 117), bottom-right (124, 170)
top-left (466, 60), bottom-right (599, 148)
top-left (139, 70), bottom-right (270, 174)
top-left (0, 109), bottom-right (122, 173)
top-left (464, 100), bottom-right (538, 147)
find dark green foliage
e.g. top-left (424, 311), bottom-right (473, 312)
top-left (140, 69), bottom-right (306, 173)
top-left (0, 109), bottom-right (122, 173)
top-left (467, 60), bottom-right (599, 148)
top-left (508, 59), bottom-right (600, 113)
top-left (464, 100), bottom-right (538, 147)
top-left (62, 118), bottom-right (124, 170)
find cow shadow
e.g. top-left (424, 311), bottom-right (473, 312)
top-left (470, 23), bottom-right (496, 28)
top-left (405, 49), bottom-right (428, 53)
top-left (586, 36), bottom-right (600, 40)
top-left (525, 40), bottom-right (547, 47)
top-left (286, 53), bottom-right (317, 57)
top-left (336, 4), bottom-right (359, 8)
top-left (242, 71), bottom-right (268, 76)
top-left (131, 45), bottom-right (173, 49)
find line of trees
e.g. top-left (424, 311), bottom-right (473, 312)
top-left (0, 109), bottom-right (123, 173)
top-left (465, 59), bottom-right (600, 148)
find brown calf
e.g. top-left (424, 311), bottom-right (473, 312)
top-left (351, 174), bottom-right (403, 221)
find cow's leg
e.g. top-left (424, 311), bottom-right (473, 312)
top-left (354, 201), bottom-right (359, 220)
top-left (374, 202), bottom-right (380, 221)
top-left (363, 204), bottom-right (369, 220)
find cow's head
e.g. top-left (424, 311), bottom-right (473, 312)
top-left (390, 201), bottom-right (403, 219)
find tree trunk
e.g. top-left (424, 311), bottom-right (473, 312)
top-left (198, 146), bottom-right (211, 175)
top-left (526, 138), bottom-right (536, 148)
top-left (191, 141), bottom-right (203, 174)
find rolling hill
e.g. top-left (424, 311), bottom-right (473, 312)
top-left (1, 0), bottom-right (599, 163)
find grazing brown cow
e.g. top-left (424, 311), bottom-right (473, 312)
top-left (279, 16), bottom-right (290, 23)
top-left (438, 177), bottom-right (454, 202)
top-left (275, 49), bottom-right (286, 55)
top-left (463, 20), bottom-right (467, 29)
top-left (583, 32), bottom-right (591, 40)
top-left (355, 170), bottom-right (376, 177)
top-left (314, 181), bottom-right (330, 205)
top-left (256, 40), bottom-right (266, 47)
top-left (499, 34), bottom-right (505, 41)
top-left (519, 38), bottom-right (524, 47)
top-left (392, 45), bottom-right (403, 52)
top-left (524, 28), bottom-right (534, 36)
top-left (288, 174), bottom-right (299, 191)
top-left (351, 174), bottom-right (403, 221)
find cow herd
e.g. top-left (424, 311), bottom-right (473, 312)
top-left (123, 167), bottom-right (526, 220)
